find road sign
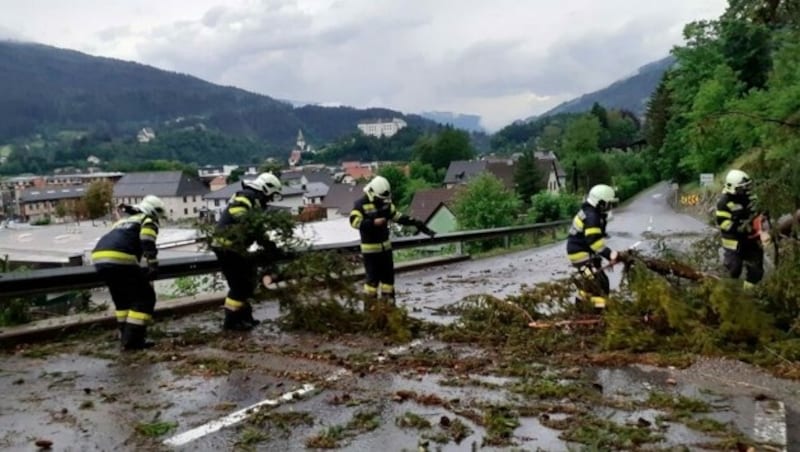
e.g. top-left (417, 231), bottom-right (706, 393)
top-left (700, 173), bottom-right (714, 187)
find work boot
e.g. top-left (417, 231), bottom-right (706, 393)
top-left (241, 302), bottom-right (261, 326)
top-left (121, 324), bottom-right (155, 351)
top-left (223, 310), bottom-right (257, 331)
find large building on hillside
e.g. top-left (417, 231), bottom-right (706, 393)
top-left (113, 171), bottom-right (209, 220)
top-left (357, 118), bottom-right (407, 138)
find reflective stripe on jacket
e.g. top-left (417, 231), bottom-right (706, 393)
top-left (349, 194), bottom-right (414, 253)
top-left (715, 192), bottom-right (758, 251)
top-left (566, 202), bottom-right (611, 264)
top-left (92, 213), bottom-right (159, 265)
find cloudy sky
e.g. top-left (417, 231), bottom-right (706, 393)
top-left (1, 0), bottom-right (726, 130)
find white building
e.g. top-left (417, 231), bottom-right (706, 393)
top-left (113, 171), bottom-right (209, 220)
top-left (357, 118), bottom-right (407, 138)
top-left (136, 128), bottom-right (156, 143)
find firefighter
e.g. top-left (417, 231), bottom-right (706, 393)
top-left (212, 172), bottom-right (282, 331)
top-left (92, 195), bottom-right (166, 350)
top-left (566, 184), bottom-right (621, 310)
top-left (715, 169), bottom-right (768, 289)
top-left (349, 176), bottom-right (434, 303)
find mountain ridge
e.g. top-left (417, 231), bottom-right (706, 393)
top-left (537, 56), bottom-right (676, 118)
top-left (0, 40), bottom-right (438, 147)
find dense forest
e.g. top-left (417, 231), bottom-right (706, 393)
top-left (0, 41), bottom-right (438, 154)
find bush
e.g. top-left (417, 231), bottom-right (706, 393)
top-left (527, 192), bottom-right (581, 223)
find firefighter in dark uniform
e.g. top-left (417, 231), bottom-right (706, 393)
top-left (566, 184), bottom-right (620, 310)
top-left (212, 172), bottom-right (282, 331)
top-left (715, 169), bottom-right (768, 289)
top-left (92, 195), bottom-right (166, 350)
top-left (349, 176), bottom-right (434, 302)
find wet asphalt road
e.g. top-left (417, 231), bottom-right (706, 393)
top-left (397, 182), bottom-right (710, 316)
top-left (1, 182), bottom-right (797, 451)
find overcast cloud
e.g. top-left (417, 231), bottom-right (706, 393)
top-left (0, 0), bottom-right (726, 130)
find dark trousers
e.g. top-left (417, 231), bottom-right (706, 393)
top-left (724, 239), bottom-right (764, 284)
top-left (213, 248), bottom-right (256, 312)
top-left (96, 263), bottom-right (156, 345)
top-left (363, 250), bottom-right (395, 297)
top-left (572, 257), bottom-right (610, 308)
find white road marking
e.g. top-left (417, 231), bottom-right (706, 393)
top-left (652, 193), bottom-right (663, 199)
top-left (164, 338), bottom-right (427, 447)
top-left (753, 399), bottom-right (787, 450)
top-left (647, 216), bottom-right (653, 232)
top-left (163, 368), bottom-right (350, 447)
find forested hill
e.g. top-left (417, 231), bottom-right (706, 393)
top-left (0, 41), bottom-right (436, 146)
top-left (538, 56), bottom-right (676, 118)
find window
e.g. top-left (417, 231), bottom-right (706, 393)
top-left (192, 195), bottom-right (197, 202)
top-left (183, 196), bottom-right (187, 203)
top-left (184, 208), bottom-right (188, 215)
top-left (193, 207), bottom-right (197, 213)
top-left (214, 200), bottom-right (220, 207)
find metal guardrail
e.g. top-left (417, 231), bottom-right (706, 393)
top-left (0, 220), bottom-right (569, 298)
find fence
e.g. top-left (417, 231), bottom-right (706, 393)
top-left (0, 220), bottom-right (570, 300)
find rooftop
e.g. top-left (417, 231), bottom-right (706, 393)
top-left (113, 171), bottom-right (209, 198)
top-left (408, 188), bottom-right (459, 223)
top-left (321, 183), bottom-right (365, 215)
top-left (19, 185), bottom-right (87, 203)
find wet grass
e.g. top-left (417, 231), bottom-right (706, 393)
top-left (481, 405), bottom-right (520, 447)
top-left (305, 409), bottom-right (381, 449)
top-left (561, 415), bottom-right (664, 449)
top-left (249, 410), bottom-right (314, 434)
top-left (395, 412), bottom-right (431, 430)
top-left (78, 400), bottom-right (94, 410)
top-left (305, 425), bottom-right (345, 449)
top-left (134, 421), bottom-right (178, 437)
top-left (172, 356), bottom-right (248, 377)
top-left (234, 427), bottom-right (269, 451)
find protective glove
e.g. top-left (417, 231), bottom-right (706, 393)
top-left (414, 220), bottom-right (436, 237)
top-left (146, 259), bottom-right (159, 280)
top-left (737, 221), bottom-right (753, 234)
top-left (609, 250), bottom-right (620, 265)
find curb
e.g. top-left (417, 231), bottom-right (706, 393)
top-left (0, 254), bottom-right (470, 346)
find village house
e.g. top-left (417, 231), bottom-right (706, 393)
top-left (320, 183), bottom-right (365, 220)
top-left (113, 171), bottom-right (209, 220)
top-left (18, 185), bottom-right (88, 223)
top-left (408, 187), bottom-right (459, 234)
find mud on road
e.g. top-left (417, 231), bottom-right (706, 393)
top-left (0, 184), bottom-right (794, 451)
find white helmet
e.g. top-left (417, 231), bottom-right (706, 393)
top-left (243, 172), bottom-right (282, 197)
top-left (724, 169), bottom-right (751, 194)
top-left (137, 195), bottom-right (166, 219)
top-left (587, 184), bottom-right (618, 208)
top-left (364, 175), bottom-right (391, 200)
